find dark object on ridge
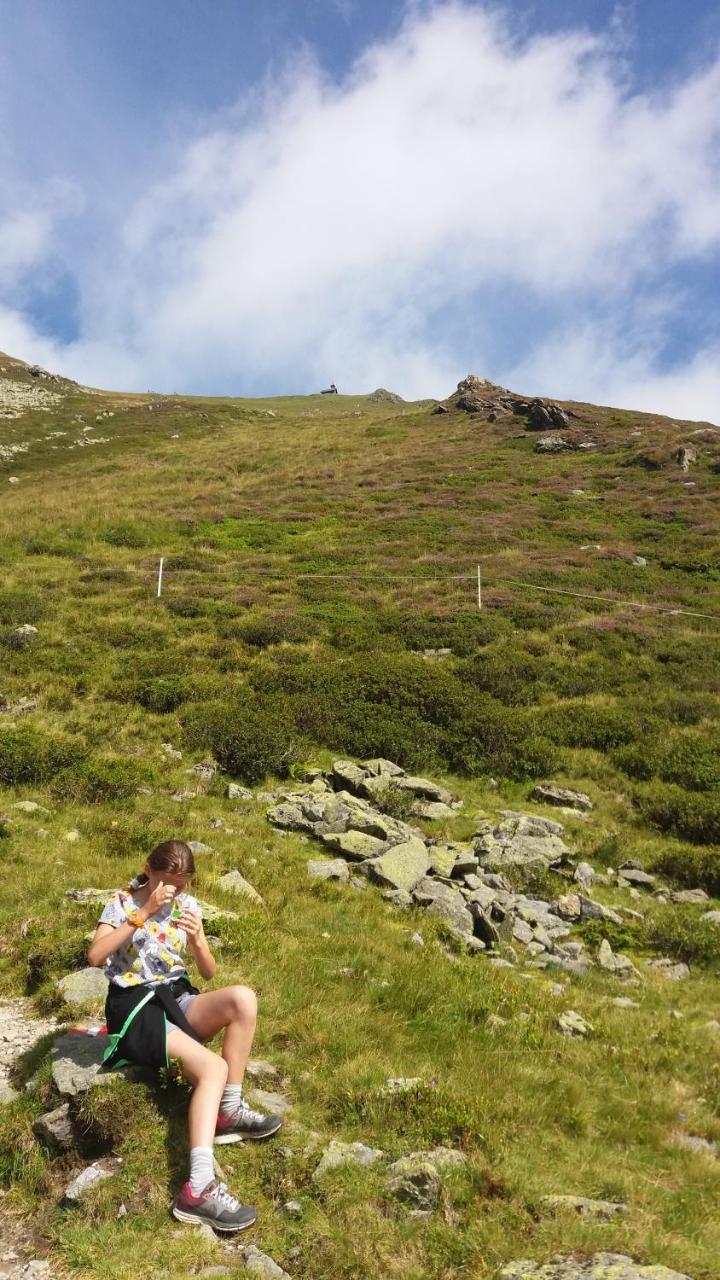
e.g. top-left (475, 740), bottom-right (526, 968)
top-left (321, 383), bottom-right (338, 395)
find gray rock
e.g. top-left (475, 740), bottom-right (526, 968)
top-left (701, 910), bottom-right (720, 925)
top-left (618, 868), bottom-right (656, 888)
top-left (671, 888), bottom-right (708, 904)
top-left (62, 1158), bottom-right (122, 1204)
top-left (395, 775), bottom-right (454, 805)
top-left (597, 939), bottom-right (640, 978)
top-left (578, 895), bottom-right (623, 925)
top-left (313, 1140), bottom-right (384, 1180)
top-left (367, 838), bottom-right (431, 894)
top-left (497, 1254), bottom-right (691, 1279)
top-left (33, 1103), bottom-right (74, 1151)
top-left (217, 870), bottom-right (263, 904)
top-left (66, 887), bottom-right (114, 905)
top-left (238, 1245), bottom-right (290, 1279)
top-left (411, 800), bottom-right (456, 820)
top-left (474, 814), bottom-right (570, 871)
top-left (52, 1032), bottom-right (144, 1096)
top-left (363, 758), bottom-right (405, 777)
top-left (540, 1194), bottom-right (628, 1218)
top-left (673, 1132), bottom-right (718, 1157)
top-left (386, 1162), bottom-right (441, 1209)
top-left (57, 968), bottom-right (107, 1006)
top-left (557, 1010), bottom-right (592, 1037)
top-left (227, 783), bottom-right (253, 800)
top-left (282, 1200), bottom-right (303, 1217)
top-left (382, 888), bottom-right (413, 909)
top-left (321, 830), bottom-right (386, 861)
top-left (609, 997), bottom-right (641, 1009)
top-left (307, 858), bottom-right (350, 883)
top-left (645, 958), bottom-right (690, 981)
top-left (532, 785), bottom-right (592, 811)
top-left (331, 759), bottom-right (368, 793)
top-left (428, 845), bottom-right (457, 877)
top-left (554, 893), bottom-right (582, 920)
top-left (246, 1087), bottom-right (291, 1116)
top-left (11, 801), bottom-right (50, 815)
top-left (266, 802), bottom-right (315, 834)
top-left (188, 841), bottom-right (213, 855)
top-left (573, 862), bottom-right (596, 890)
top-left (245, 1059), bottom-right (279, 1083)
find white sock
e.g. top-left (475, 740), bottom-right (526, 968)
top-left (189, 1146), bottom-right (214, 1195)
top-left (219, 1084), bottom-right (243, 1117)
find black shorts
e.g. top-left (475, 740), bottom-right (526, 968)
top-left (103, 975), bottom-right (202, 1072)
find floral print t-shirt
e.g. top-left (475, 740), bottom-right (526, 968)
top-left (98, 889), bottom-right (202, 988)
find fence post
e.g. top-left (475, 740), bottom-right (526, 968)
top-left (157, 556), bottom-right (164, 599)
top-left (477, 564), bottom-right (482, 610)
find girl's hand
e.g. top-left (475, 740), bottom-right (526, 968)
top-left (178, 909), bottom-right (202, 939)
top-left (144, 880), bottom-right (175, 919)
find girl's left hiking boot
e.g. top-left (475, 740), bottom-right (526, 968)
top-left (215, 1098), bottom-right (284, 1144)
top-left (172, 1180), bottom-right (256, 1232)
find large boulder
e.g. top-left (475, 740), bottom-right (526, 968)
top-left (57, 968), bottom-right (108, 1006)
top-left (366, 839), bottom-right (432, 893)
top-left (217, 870), bottom-right (263, 904)
top-left (531, 784), bottom-right (592, 812)
top-left (312, 1140), bottom-right (384, 1180)
top-left (474, 814), bottom-right (570, 871)
top-left (51, 1032), bottom-right (147, 1096)
top-left (321, 830), bottom-right (386, 861)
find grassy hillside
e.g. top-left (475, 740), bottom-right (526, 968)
top-left (0, 353), bottom-right (719, 1280)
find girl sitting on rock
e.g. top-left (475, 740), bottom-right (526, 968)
top-left (87, 838), bottom-right (282, 1232)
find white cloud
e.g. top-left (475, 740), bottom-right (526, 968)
top-left (0, 2), bottom-right (719, 412)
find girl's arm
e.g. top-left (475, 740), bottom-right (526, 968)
top-left (88, 918), bottom-right (146, 967)
top-left (180, 911), bottom-right (216, 980)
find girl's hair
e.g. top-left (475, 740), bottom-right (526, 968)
top-left (128, 840), bottom-right (196, 891)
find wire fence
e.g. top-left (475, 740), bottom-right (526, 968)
top-left (91, 556), bottom-right (720, 626)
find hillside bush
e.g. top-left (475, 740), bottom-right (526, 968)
top-left (0, 589), bottom-right (46, 625)
top-left (616, 734), bottom-right (720, 791)
top-left (642, 904), bottom-right (720, 966)
top-left (636, 784), bottom-right (720, 846)
top-left (101, 521), bottom-right (154, 548)
top-left (459, 648), bottom-right (542, 705)
top-left (0, 728), bottom-right (87, 786)
top-left (132, 676), bottom-right (190, 714)
top-left (649, 843), bottom-right (720, 898)
top-left (183, 695), bottom-right (301, 785)
top-left (233, 611), bottom-right (320, 648)
top-left (539, 703), bottom-right (647, 750)
top-left (50, 755), bottom-right (148, 804)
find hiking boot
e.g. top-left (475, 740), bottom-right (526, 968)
top-left (172, 1179), bottom-right (256, 1232)
top-left (215, 1097), bottom-right (284, 1144)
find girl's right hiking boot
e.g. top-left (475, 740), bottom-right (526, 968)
top-left (172, 1180), bottom-right (256, 1232)
top-left (215, 1097), bottom-right (284, 1144)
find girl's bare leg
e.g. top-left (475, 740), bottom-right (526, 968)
top-left (184, 986), bottom-right (257, 1086)
top-left (166, 1027), bottom-right (228, 1148)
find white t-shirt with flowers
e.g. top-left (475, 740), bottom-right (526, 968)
top-left (98, 888), bottom-right (202, 988)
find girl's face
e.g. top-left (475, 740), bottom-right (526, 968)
top-left (144, 864), bottom-right (189, 894)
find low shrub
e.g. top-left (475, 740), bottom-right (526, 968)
top-left (133, 676), bottom-right (190, 714)
top-left (101, 521), bottom-right (154, 548)
top-left (540, 703), bottom-right (647, 750)
top-left (636, 784), bottom-right (720, 846)
top-left (331, 1079), bottom-right (481, 1148)
top-left (0, 727), bottom-right (87, 786)
top-left (642, 904), bottom-right (720, 966)
top-left (649, 843), bottom-right (720, 898)
top-left (615, 733), bottom-right (720, 791)
top-left (183, 695), bottom-right (302, 785)
top-left (232, 611), bottom-right (320, 648)
top-left (50, 755), bottom-right (149, 803)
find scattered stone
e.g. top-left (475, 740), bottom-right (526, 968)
top-left (473, 812), bottom-right (571, 871)
top-left (609, 997), bottom-right (640, 1009)
top-left (558, 1010), bottom-right (592, 1038)
top-left (56, 968), bottom-right (107, 1006)
top-left (701, 910), bottom-right (720, 925)
top-left (408, 931), bottom-right (425, 947)
top-left (0, 998), bottom-right (59, 1101)
top-left (237, 1246), bottom-right (290, 1279)
top-left (367, 838), bottom-right (432, 894)
top-left (62, 1158), bottom-right (122, 1204)
top-left (673, 1132), bottom-right (718, 1157)
top-left (282, 1200), bottom-right (303, 1217)
top-left (671, 888), bottom-right (708, 904)
top-left (321, 830), bottom-right (386, 861)
top-left (618, 867), bottom-right (656, 889)
top-left (227, 783), bottom-right (253, 801)
top-left (532, 785), bottom-right (592, 812)
top-left (573, 862), bottom-right (596, 890)
top-left (217, 870), bottom-right (263, 904)
top-left (33, 1103), bottom-right (74, 1152)
top-left (540, 1194), bottom-right (628, 1218)
top-left (645, 958), bottom-right (690, 981)
top-left (307, 858), bottom-right (350, 883)
top-left (498, 1254), bottom-right (691, 1279)
top-left (160, 742), bottom-right (183, 760)
top-left (577, 895), bottom-right (623, 925)
top-left (597, 939), bottom-right (640, 979)
top-left (11, 801), bottom-right (50, 815)
top-left (246, 1088), bottom-right (291, 1116)
top-left (313, 1140), bottom-right (384, 1179)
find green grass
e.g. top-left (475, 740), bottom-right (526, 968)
top-left (0, 351), bottom-right (719, 1277)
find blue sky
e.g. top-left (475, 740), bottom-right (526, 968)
top-left (1, 0), bottom-right (719, 417)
